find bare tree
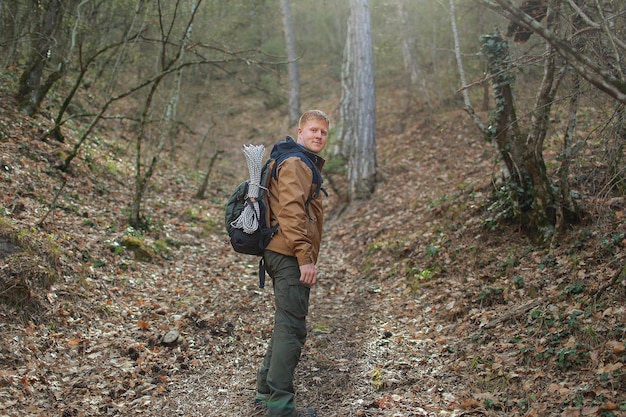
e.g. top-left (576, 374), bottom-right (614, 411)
top-left (463, 0), bottom-right (626, 243)
top-left (337, 0), bottom-right (376, 201)
top-left (128, 0), bottom-right (201, 228)
top-left (398, 0), bottom-right (433, 116)
top-left (475, 0), bottom-right (626, 104)
top-left (0, 0), bottom-right (37, 67)
top-left (16, 0), bottom-right (65, 115)
top-left (398, 0), bottom-right (420, 86)
top-left (448, 0), bottom-right (485, 132)
top-left (280, 0), bottom-right (301, 127)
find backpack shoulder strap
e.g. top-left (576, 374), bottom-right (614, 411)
top-left (271, 151), bottom-right (323, 199)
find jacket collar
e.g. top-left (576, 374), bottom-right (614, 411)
top-left (271, 136), bottom-right (325, 171)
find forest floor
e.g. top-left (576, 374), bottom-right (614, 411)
top-left (1, 85), bottom-right (626, 417)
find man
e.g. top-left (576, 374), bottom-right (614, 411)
top-left (256, 110), bottom-right (329, 417)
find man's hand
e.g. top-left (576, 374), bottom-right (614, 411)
top-left (299, 263), bottom-right (317, 286)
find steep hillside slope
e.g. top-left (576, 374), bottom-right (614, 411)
top-left (0, 85), bottom-right (625, 417)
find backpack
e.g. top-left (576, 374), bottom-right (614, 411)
top-left (224, 148), bottom-right (324, 287)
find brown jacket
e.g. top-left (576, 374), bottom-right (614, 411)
top-left (265, 156), bottom-right (325, 266)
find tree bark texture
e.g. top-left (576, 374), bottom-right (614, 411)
top-left (450, 0), bottom-right (485, 134)
top-left (340, 0), bottom-right (376, 201)
top-left (606, 105), bottom-right (626, 192)
top-left (17, 0), bottom-right (64, 115)
top-left (335, 23), bottom-right (354, 161)
top-left (397, 1), bottom-right (419, 86)
top-left (481, 32), bottom-right (558, 243)
top-left (1, 0), bottom-right (36, 67)
top-left (280, 0), bottom-right (301, 127)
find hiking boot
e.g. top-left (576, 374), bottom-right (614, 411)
top-left (251, 394), bottom-right (268, 415)
top-left (296, 407), bottom-right (318, 417)
top-left (255, 390), bottom-right (269, 402)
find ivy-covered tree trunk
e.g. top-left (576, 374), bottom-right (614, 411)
top-left (481, 32), bottom-right (557, 243)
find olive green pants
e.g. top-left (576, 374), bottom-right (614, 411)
top-left (257, 250), bottom-right (311, 417)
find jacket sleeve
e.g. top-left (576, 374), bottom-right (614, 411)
top-left (273, 157), bottom-right (315, 265)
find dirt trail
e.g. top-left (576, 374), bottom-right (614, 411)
top-left (146, 236), bottom-right (458, 417)
top-left (143, 233), bottom-right (380, 416)
top-left (122, 113), bottom-right (483, 417)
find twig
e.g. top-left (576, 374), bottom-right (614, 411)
top-left (483, 299), bottom-right (543, 329)
top-left (37, 177), bottom-right (67, 227)
top-left (594, 262), bottom-right (626, 303)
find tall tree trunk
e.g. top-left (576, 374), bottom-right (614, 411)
top-left (44, 0), bottom-right (95, 142)
top-left (595, 0), bottom-right (626, 192)
top-left (335, 18), bottom-right (354, 161)
top-left (339, 0), bottom-right (376, 201)
top-left (16, 0), bottom-right (64, 116)
top-left (1, 0), bottom-right (37, 67)
top-left (481, 32), bottom-right (520, 181)
top-left (195, 149), bottom-right (222, 199)
top-left (104, 0), bottom-right (146, 97)
top-left (607, 105), bottom-right (626, 193)
top-left (398, 0), bottom-right (433, 118)
top-left (280, 0), bottom-right (300, 127)
top-left (449, 0), bottom-right (485, 133)
top-left (522, 38), bottom-right (560, 239)
top-left (129, 0), bottom-right (200, 228)
top-left (481, 31), bottom-right (558, 243)
top-left (552, 70), bottom-right (582, 249)
top-left (397, 0), bottom-right (419, 86)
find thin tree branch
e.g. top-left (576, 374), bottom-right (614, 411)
top-left (474, 0), bottom-right (626, 105)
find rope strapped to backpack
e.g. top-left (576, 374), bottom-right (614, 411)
top-left (230, 144), bottom-right (266, 234)
top-left (225, 137), bottom-right (327, 288)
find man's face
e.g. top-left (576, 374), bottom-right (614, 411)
top-left (297, 119), bottom-right (328, 154)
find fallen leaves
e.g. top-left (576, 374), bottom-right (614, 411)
top-left (606, 340), bottom-right (625, 355)
top-left (2, 98), bottom-right (626, 417)
top-left (137, 319), bottom-right (150, 330)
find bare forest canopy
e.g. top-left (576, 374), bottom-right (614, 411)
top-left (2, 0), bottom-right (501, 148)
top-left (3, 1), bottom-right (624, 186)
top-left (1, 0), bottom-right (625, 276)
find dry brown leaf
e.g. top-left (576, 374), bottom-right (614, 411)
top-left (560, 407), bottom-right (581, 417)
top-left (596, 362), bottom-right (623, 374)
top-left (602, 401), bottom-right (618, 411)
top-left (581, 406), bottom-right (600, 415)
top-left (460, 398), bottom-right (480, 409)
top-left (548, 383), bottom-right (573, 397)
top-left (606, 340), bottom-right (625, 354)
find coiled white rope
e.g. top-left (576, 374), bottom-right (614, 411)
top-left (230, 144), bottom-right (266, 234)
